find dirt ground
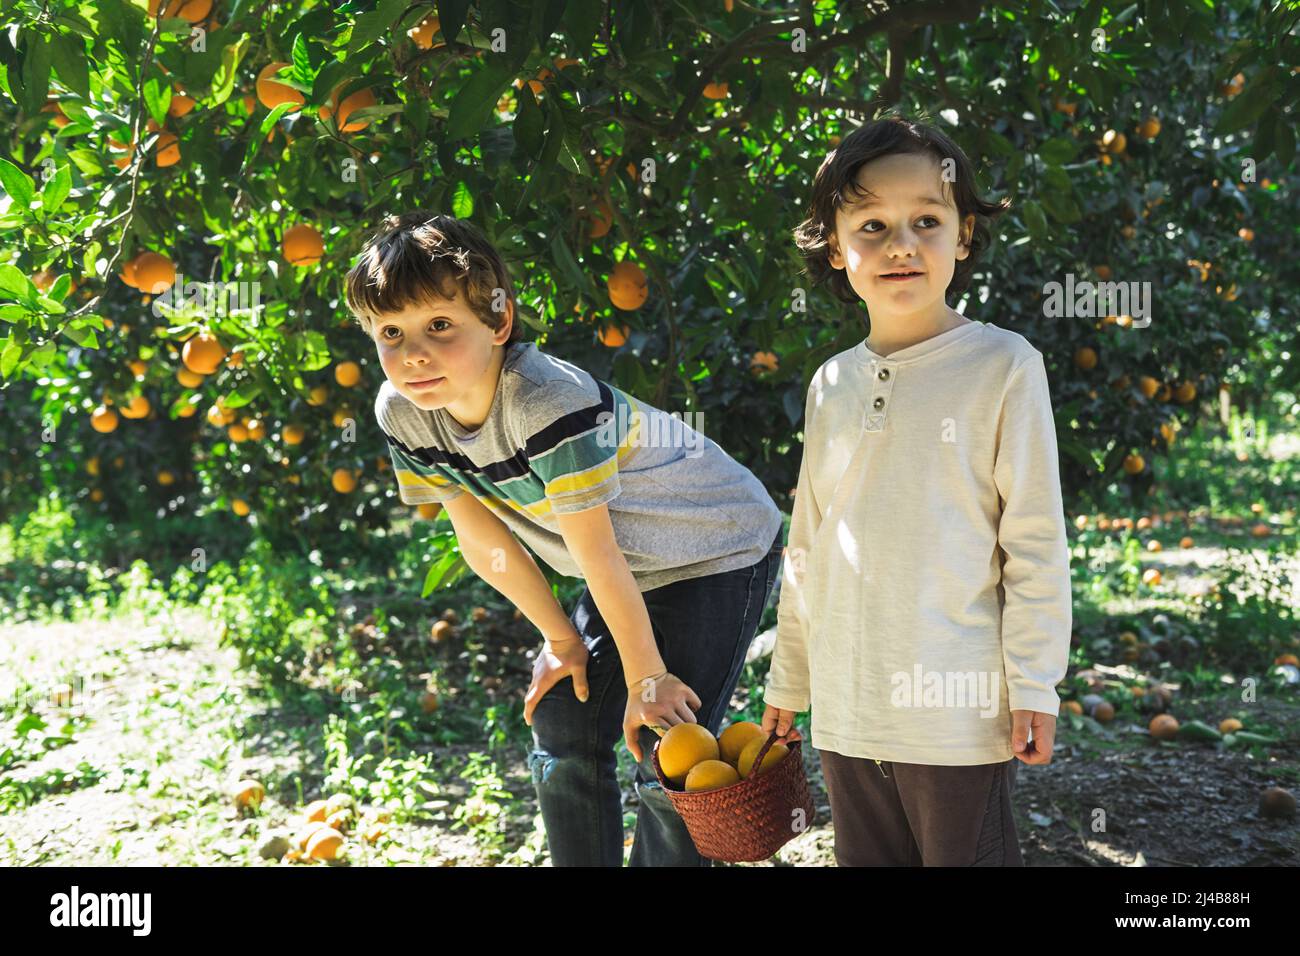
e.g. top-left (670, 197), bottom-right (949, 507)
top-left (3, 607), bottom-right (1295, 867)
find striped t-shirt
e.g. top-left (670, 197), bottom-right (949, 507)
top-left (375, 341), bottom-right (782, 592)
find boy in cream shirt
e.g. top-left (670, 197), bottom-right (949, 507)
top-left (762, 117), bottom-right (1072, 866)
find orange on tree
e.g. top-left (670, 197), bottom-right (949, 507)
top-left (1138, 375), bottom-right (1160, 399)
top-left (176, 367), bottom-right (204, 388)
top-left (1073, 346), bottom-right (1097, 371)
top-left (1237, 226), bottom-right (1254, 242)
top-left (148, 0), bottom-right (211, 21)
top-left (331, 468), bottom-right (358, 493)
top-left (90, 488), bottom-right (105, 502)
top-left (167, 92), bottom-right (195, 117)
top-left (702, 81), bottom-right (729, 100)
top-left (283, 223), bottom-right (324, 266)
top-left (750, 350), bottom-right (779, 374)
top-left (307, 385), bottom-right (329, 406)
top-left (1122, 453), bottom-right (1145, 475)
top-left (407, 15), bottom-right (441, 49)
top-left (182, 332), bottom-right (226, 374)
top-left (1093, 264), bottom-right (1112, 280)
top-left (176, 401), bottom-right (199, 418)
top-left (128, 359), bottom-right (148, 378)
top-left (1174, 382), bottom-right (1196, 404)
top-left (133, 251), bottom-right (175, 293)
top-left (607, 260), bottom-right (648, 310)
top-left (1100, 129), bottom-right (1126, 153)
top-left (1138, 116), bottom-right (1161, 139)
top-left (227, 423), bottom-right (249, 442)
top-left (598, 324), bottom-right (629, 348)
top-left (91, 405), bottom-right (119, 433)
top-left (319, 85), bottom-right (377, 132)
top-left (227, 350), bottom-right (245, 367)
top-left (256, 62), bottom-right (304, 112)
top-left (334, 361), bottom-right (362, 387)
top-left (154, 131), bottom-right (181, 167)
top-left (332, 407), bottom-right (354, 428)
top-left (157, 469), bottom-right (176, 486)
top-left (119, 394), bottom-right (151, 419)
top-left (246, 418), bottom-right (266, 440)
top-left (282, 424), bottom-right (305, 445)
top-left (584, 200), bottom-right (614, 238)
top-left (231, 498), bottom-right (250, 516)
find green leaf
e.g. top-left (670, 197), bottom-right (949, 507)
top-left (446, 61), bottom-right (513, 141)
top-left (210, 35), bottom-right (250, 106)
top-left (223, 380), bottom-right (261, 408)
top-left (63, 323), bottom-right (98, 348)
top-left (347, 0), bottom-right (409, 56)
top-left (551, 234), bottom-right (591, 298)
top-left (48, 32), bottom-right (90, 98)
top-left (144, 75), bottom-right (172, 127)
top-left (1213, 68), bottom-right (1280, 135)
top-left (1022, 200), bottom-right (1048, 239)
top-left (0, 264), bottom-right (37, 303)
top-left (1274, 113), bottom-right (1295, 170)
top-left (0, 157), bottom-right (36, 208)
top-left (50, 273), bottom-right (71, 302)
top-left (28, 338), bottom-right (57, 370)
top-left (41, 162), bottom-right (71, 214)
top-left (242, 101), bottom-right (294, 172)
top-left (450, 180), bottom-right (473, 218)
top-left (290, 33), bottom-right (316, 85)
top-left (1, 337), bottom-right (24, 377)
top-left (1039, 137), bottom-right (1078, 165)
top-left (18, 31), bottom-right (52, 115)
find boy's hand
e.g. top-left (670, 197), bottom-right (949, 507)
top-left (523, 630), bottom-right (590, 727)
top-left (1011, 709), bottom-right (1056, 764)
top-left (624, 673), bottom-right (701, 762)
top-left (760, 703), bottom-right (804, 743)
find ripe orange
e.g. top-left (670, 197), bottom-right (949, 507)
top-left (305, 827), bottom-right (345, 860)
top-left (1074, 346), bottom-right (1098, 370)
top-left (91, 405), bottom-right (119, 433)
top-left (1174, 382), bottom-right (1196, 404)
top-left (283, 223), bottom-right (324, 266)
top-left (176, 367), bottom-right (204, 388)
top-left (168, 93), bottom-right (195, 117)
top-left (718, 721), bottom-right (766, 767)
top-left (183, 332), bottom-right (226, 374)
top-left (585, 200), bottom-right (614, 238)
top-left (598, 324), bottom-right (629, 348)
top-left (227, 423), bottom-right (249, 442)
top-left (1122, 453), bottom-right (1145, 475)
top-left (256, 62), bottom-right (304, 113)
top-left (1149, 714), bottom-right (1179, 740)
top-left (1101, 129), bottom-right (1126, 153)
top-left (128, 359), bottom-right (148, 378)
top-left (407, 15), bottom-right (441, 49)
top-left (119, 394), bottom-right (151, 419)
top-left (233, 779), bottom-right (265, 808)
top-left (658, 723), bottom-right (719, 785)
top-left (307, 385), bottom-right (329, 406)
top-left (154, 131), bottom-right (181, 167)
top-left (282, 424), bottom-right (305, 445)
top-left (332, 407), bottom-right (354, 429)
top-left (334, 361), bottom-right (362, 387)
top-left (148, 0), bottom-right (211, 22)
top-left (1219, 718), bottom-right (1243, 734)
top-left (1138, 116), bottom-right (1161, 139)
top-left (607, 260), bottom-right (648, 310)
top-left (231, 498), bottom-right (250, 516)
top-left (749, 350), bottom-right (778, 374)
top-left (737, 737), bottom-right (788, 778)
top-left (157, 469), bottom-right (176, 486)
top-left (1179, 536), bottom-right (1194, 549)
top-left (421, 690), bottom-right (440, 713)
top-left (702, 81), bottom-right (729, 100)
top-left (1094, 264), bottom-right (1112, 280)
top-left (1137, 375), bottom-right (1159, 399)
top-left (331, 468), bottom-right (358, 493)
top-left (319, 85), bottom-right (377, 132)
top-left (1141, 567), bottom-right (1162, 586)
top-left (133, 252), bottom-right (175, 293)
top-left (685, 760), bottom-right (740, 792)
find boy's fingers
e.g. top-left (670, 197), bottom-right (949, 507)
top-left (685, 686), bottom-right (702, 711)
top-left (570, 664), bottom-right (590, 703)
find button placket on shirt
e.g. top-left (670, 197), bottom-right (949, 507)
top-left (864, 361), bottom-right (895, 432)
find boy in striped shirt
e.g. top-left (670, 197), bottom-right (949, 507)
top-left (345, 212), bottom-right (783, 866)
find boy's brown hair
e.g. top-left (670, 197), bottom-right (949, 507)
top-left (793, 113), bottom-right (1011, 305)
top-left (344, 211), bottom-right (523, 345)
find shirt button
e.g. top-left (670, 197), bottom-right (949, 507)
top-left (873, 397), bottom-right (885, 410)
top-left (878, 368), bottom-right (890, 380)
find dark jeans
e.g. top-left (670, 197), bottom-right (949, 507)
top-left (527, 534), bottom-right (782, 866)
top-left (818, 750), bottom-right (1024, 866)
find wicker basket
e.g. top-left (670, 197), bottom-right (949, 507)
top-left (651, 731), bottom-right (814, 863)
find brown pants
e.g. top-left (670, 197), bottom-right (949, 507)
top-left (818, 750), bottom-right (1024, 866)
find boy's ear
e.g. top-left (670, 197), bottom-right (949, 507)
top-left (956, 214), bottom-right (976, 261)
top-left (495, 299), bottom-right (514, 344)
top-left (827, 231), bottom-right (845, 270)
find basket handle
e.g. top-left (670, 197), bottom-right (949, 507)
top-left (749, 730), bottom-right (783, 775)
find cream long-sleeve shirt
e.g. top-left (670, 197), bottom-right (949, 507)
top-left (765, 320), bottom-right (1072, 765)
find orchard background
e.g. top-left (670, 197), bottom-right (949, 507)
top-left (0, 0), bottom-right (1297, 867)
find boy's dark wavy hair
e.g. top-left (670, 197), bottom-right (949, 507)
top-left (344, 211), bottom-right (523, 344)
top-left (793, 113), bottom-right (1011, 304)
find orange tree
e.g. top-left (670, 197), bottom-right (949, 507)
top-left (0, 0), bottom-right (1295, 558)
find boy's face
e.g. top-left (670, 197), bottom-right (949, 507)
top-left (369, 286), bottom-right (513, 412)
top-left (827, 152), bottom-right (975, 323)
